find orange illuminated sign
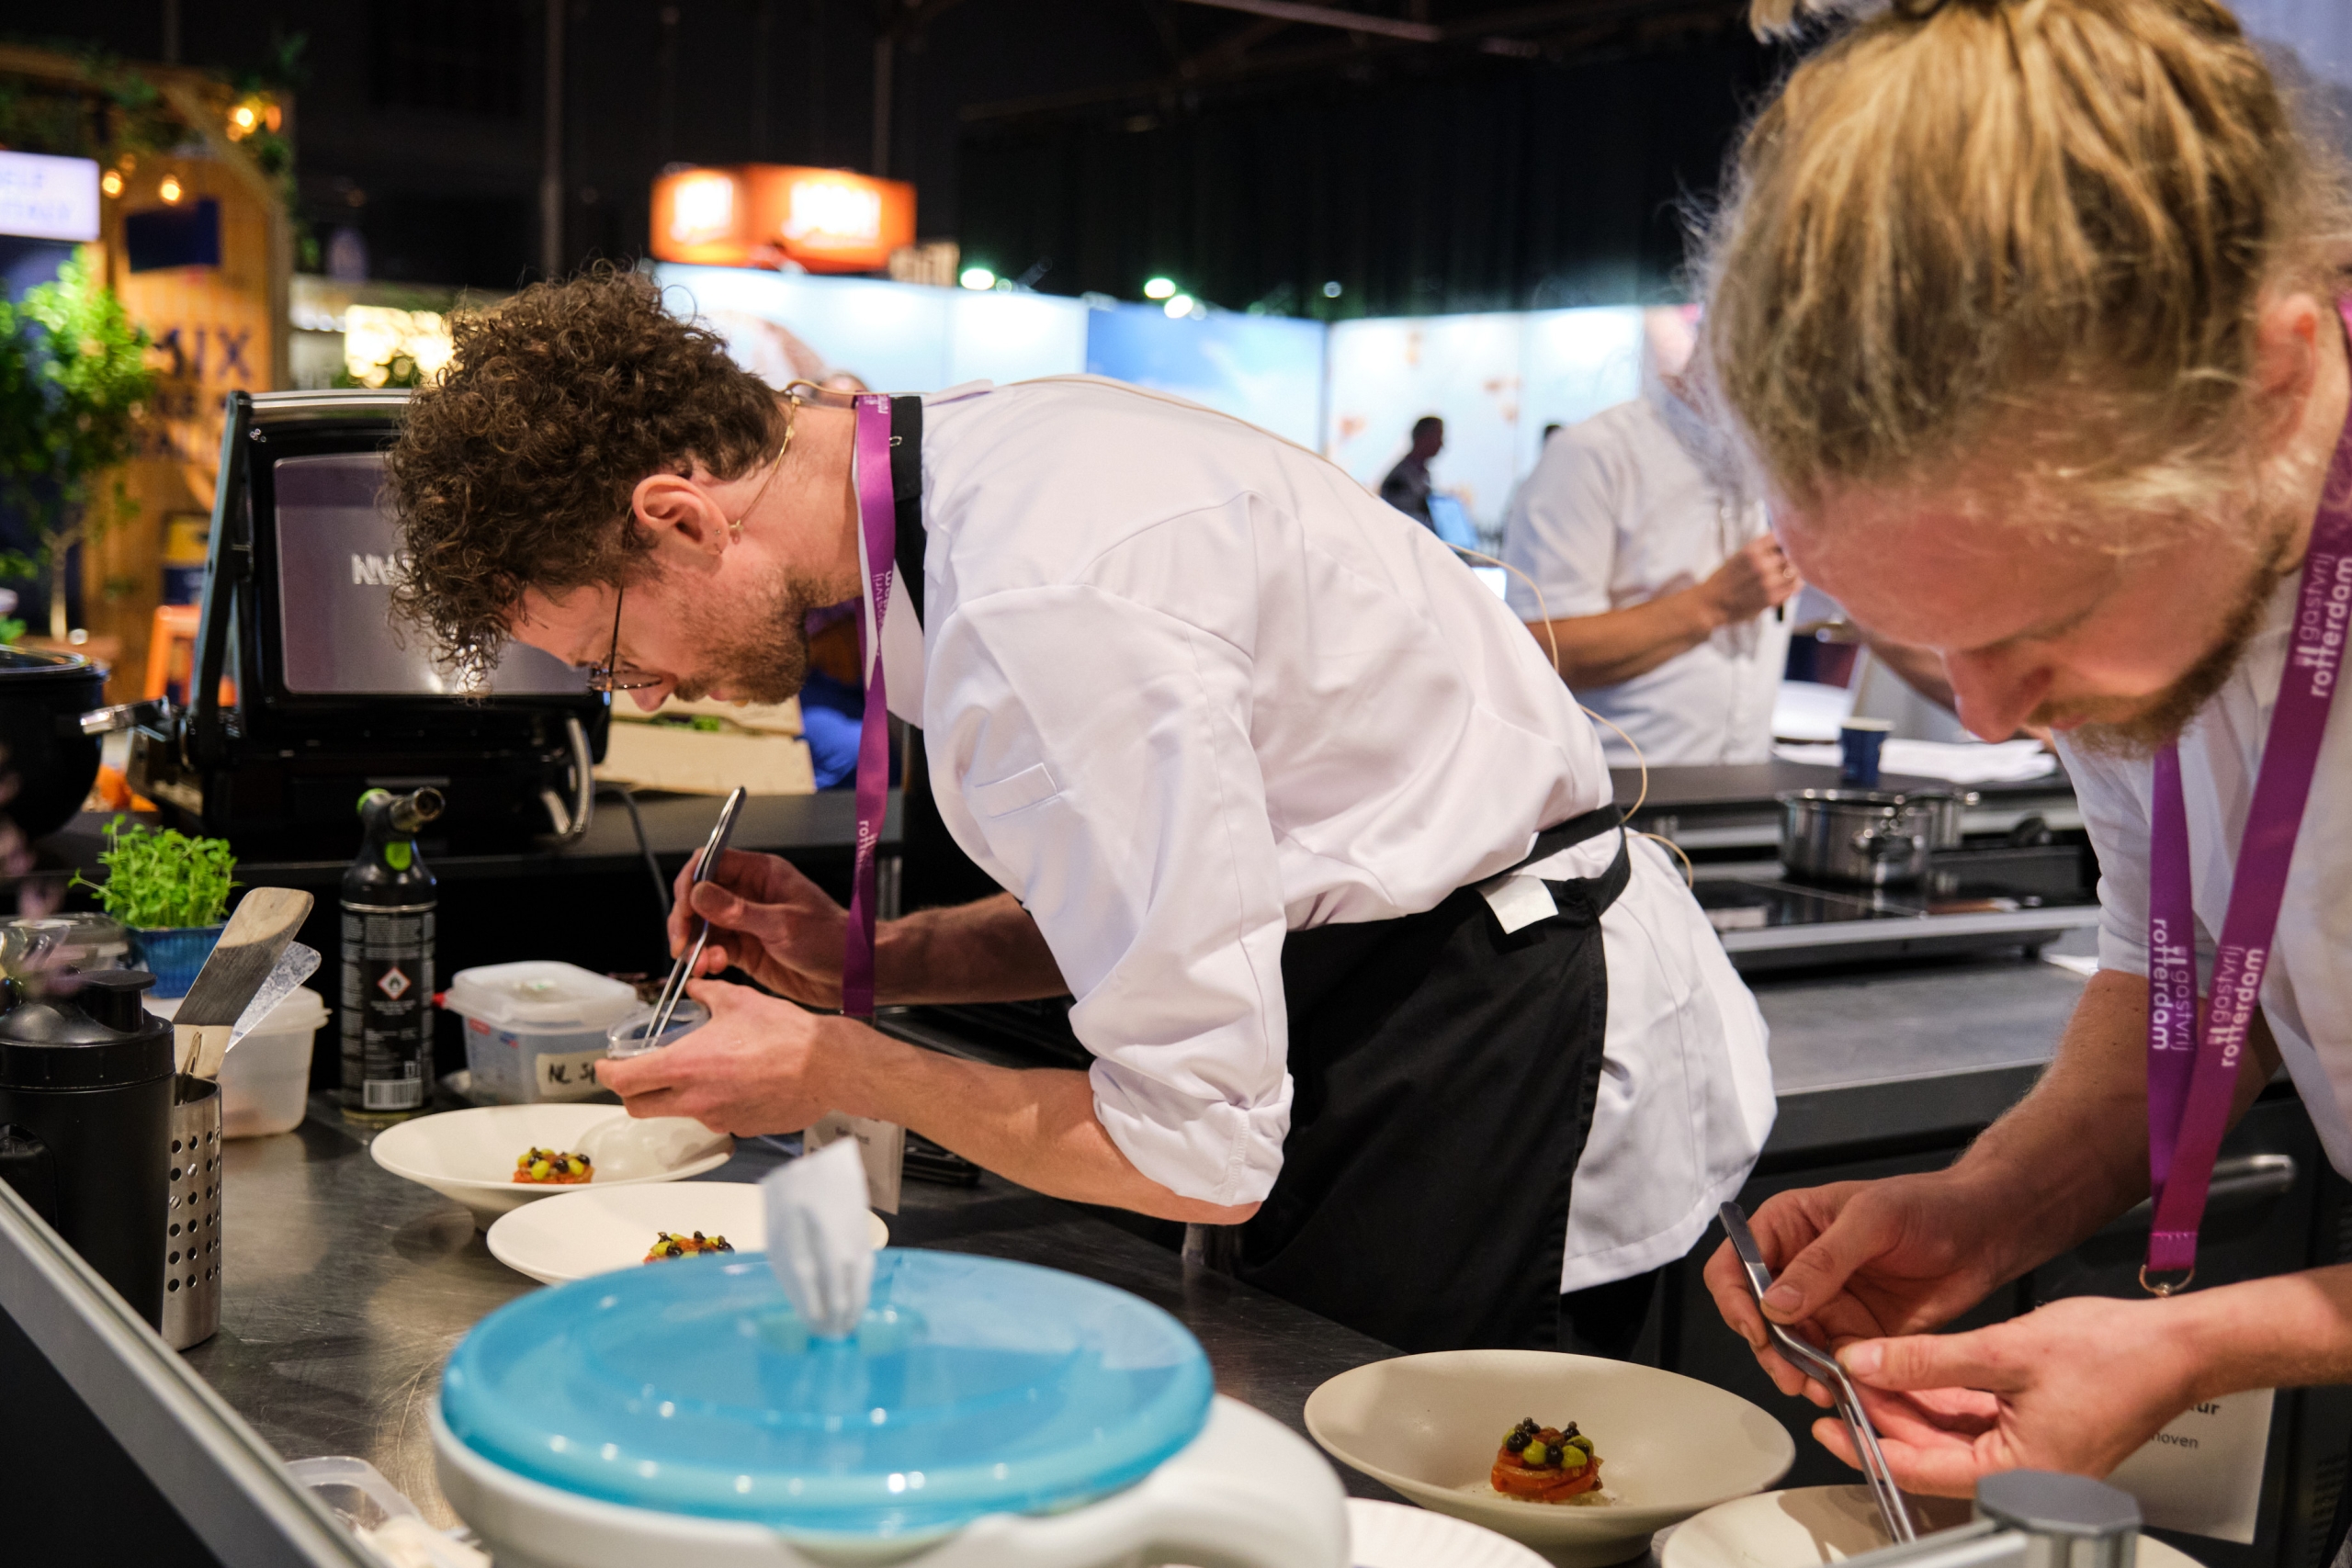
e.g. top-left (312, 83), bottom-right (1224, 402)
top-left (650, 164), bottom-right (916, 274)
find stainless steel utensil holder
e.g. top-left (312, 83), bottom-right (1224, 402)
top-left (164, 1076), bottom-right (222, 1349)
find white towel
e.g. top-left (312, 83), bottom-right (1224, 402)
top-left (761, 1140), bottom-right (874, 1338)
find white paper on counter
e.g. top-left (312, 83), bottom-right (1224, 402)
top-left (807, 1111), bottom-right (905, 1213)
top-left (1771, 737), bottom-right (2061, 784)
top-left (762, 1139), bottom-right (875, 1338)
top-left (2107, 1388), bottom-right (2273, 1544)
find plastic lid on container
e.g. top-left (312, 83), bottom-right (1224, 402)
top-left (444, 962), bottom-right (640, 1032)
top-left (440, 1249), bottom-right (1214, 1540)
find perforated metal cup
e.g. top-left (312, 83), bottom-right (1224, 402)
top-left (164, 1076), bottom-right (222, 1349)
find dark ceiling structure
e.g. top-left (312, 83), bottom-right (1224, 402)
top-left (17, 0), bottom-right (1779, 311)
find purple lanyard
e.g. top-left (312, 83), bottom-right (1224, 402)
top-left (2143, 300), bottom-right (2352, 1286)
top-left (841, 394), bottom-right (898, 1021)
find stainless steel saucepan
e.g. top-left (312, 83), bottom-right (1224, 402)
top-left (1778, 788), bottom-right (1960, 886)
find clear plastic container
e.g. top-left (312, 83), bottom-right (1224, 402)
top-left (145, 986), bottom-right (327, 1138)
top-left (445, 962), bottom-right (641, 1105)
top-left (604, 998), bottom-right (711, 1060)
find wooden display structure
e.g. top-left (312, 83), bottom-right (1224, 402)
top-left (0, 47), bottom-right (290, 703)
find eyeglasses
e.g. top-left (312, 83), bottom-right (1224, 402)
top-left (585, 585), bottom-right (664, 694)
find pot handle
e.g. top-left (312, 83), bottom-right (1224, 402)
top-left (64, 698), bottom-right (168, 739)
top-left (1850, 827), bottom-right (1922, 860)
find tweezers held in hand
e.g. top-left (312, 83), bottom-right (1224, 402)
top-left (648, 786), bottom-right (749, 1042)
top-left (1719, 1201), bottom-right (1917, 1544)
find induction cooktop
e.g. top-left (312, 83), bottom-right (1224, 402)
top-left (1692, 846), bottom-right (2099, 973)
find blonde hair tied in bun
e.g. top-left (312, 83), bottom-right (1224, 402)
top-left (1706, 0), bottom-right (2352, 536)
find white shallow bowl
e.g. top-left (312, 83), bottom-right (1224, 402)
top-left (485, 1181), bottom-right (889, 1285)
top-left (1661, 1487), bottom-right (2204, 1568)
top-left (1347, 1498), bottom-right (1549, 1567)
top-left (1306, 1350), bottom-right (1794, 1568)
top-left (369, 1104), bottom-right (732, 1227)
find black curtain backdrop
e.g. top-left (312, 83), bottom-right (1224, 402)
top-left (957, 29), bottom-right (1784, 319)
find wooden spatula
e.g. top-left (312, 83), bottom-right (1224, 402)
top-left (173, 888), bottom-right (315, 1081)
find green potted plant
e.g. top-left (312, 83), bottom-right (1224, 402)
top-left (72, 817), bottom-right (238, 998)
top-left (0, 249), bottom-right (155, 641)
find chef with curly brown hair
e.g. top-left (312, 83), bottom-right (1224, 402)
top-left (381, 269), bottom-right (1773, 1356)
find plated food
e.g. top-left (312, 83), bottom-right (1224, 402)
top-left (1304, 1349), bottom-right (1792, 1567)
top-left (645, 1230), bottom-right (733, 1261)
top-left (513, 1147), bottom-right (594, 1185)
top-left (484, 1180), bottom-right (888, 1286)
top-left (1491, 1417), bottom-right (1602, 1503)
top-left (368, 1103), bottom-right (733, 1226)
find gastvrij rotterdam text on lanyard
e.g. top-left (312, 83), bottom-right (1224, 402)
top-left (841, 394), bottom-right (898, 1021)
top-left (2142, 299), bottom-right (2352, 1295)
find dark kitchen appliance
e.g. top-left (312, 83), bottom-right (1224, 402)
top-left (0, 649), bottom-right (108, 841)
top-left (126, 389), bottom-right (610, 855)
top-left (0, 968), bottom-right (174, 1327)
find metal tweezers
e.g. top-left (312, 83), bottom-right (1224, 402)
top-left (647, 786), bottom-right (748, 1043)
top-left (1720, 1201), bottom-right (1917, 1544)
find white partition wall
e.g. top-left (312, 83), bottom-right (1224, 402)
top-left (1324, 306), bottom-right (1645, 532)
top-left (653, 265), bottom-right (1088, 394)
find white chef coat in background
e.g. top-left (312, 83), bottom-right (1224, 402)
top-left (1502, 392), bottom-right (1790, 767)
top-left (2065, 577), bottom-right (2352, 1183)
top-left (855, 378), bottom-right (1772, 1286)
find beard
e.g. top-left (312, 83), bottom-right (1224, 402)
top-left (667, 569), bottom-right (834, 705)
top-left (2047, 555), bottom-right (2283, 759)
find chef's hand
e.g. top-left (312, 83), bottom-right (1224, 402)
top-left (668, 848), bottom-right (848, 1009)
top-left (1814, 1295), bottom-right (2200, 1495)
top-left (1702, 536), bottom-right (1801, 624)
top-left (595, 978), bottom-right (832, 1134)
top-left (1706, 1174), bottom-right (2018, 1405)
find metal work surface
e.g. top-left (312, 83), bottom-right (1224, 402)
top-left (1753, 947), bottom-right (2088, 1156)
top-left (180, 1095), bottom-right (1404, 1529)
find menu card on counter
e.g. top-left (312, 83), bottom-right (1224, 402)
top-left (2108, 1388), bottom-right (2273, 1544)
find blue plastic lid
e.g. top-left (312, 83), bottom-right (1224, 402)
top-left (440, 1249), bottom-right (1214, 1539)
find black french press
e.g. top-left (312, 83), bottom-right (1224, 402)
top-left (0, 969), bottom-right (174, 1327)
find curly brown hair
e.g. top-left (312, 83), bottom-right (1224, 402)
top-left (383, 265), bottom-right (780, 681)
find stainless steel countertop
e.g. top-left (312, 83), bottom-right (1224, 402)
top-left (1751, 938), bottom-right (2093, 1156)
top-left (181, 1095), bottom-right (1403, 1529)
top-left (175, 946), bottom-right (2105, 1530)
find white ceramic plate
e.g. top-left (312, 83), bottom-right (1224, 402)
top-left (1306, 1350), bottom-right (1794, 1568)
top-left (368, 1104), bottom-right (732, 1227)
top-left (484, 1180), bottom-right (889, 1285)
top-left (1348, 1498), bottom-right (1550, 1567)
top-left (1661, 1487), bottom-right (2204, 1568)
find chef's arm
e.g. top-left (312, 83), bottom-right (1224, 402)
top-left (876, 893), bottom-right (1067, 1004)
top-left (1939, 970), bottom-right (2280, 1278)
top-left (825, 1027), bottom-right (1259, 1224)
top-left (1524, 534), bottom-right (1798, 691)
top-left (1525, 591), bottom-right (1733, 691)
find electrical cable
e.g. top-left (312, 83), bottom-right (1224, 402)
top-left (597, 782), bottom-right (672, 944)
top-left (1451, 543), bottom-right (1692, 886)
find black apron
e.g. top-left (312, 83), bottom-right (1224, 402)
top-left (1234, 809), bottom-right (1630, 1354)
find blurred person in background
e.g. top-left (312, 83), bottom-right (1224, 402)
top-left (1380, 415), bottom-right (1444, 529)
top-left (1502, 307), bottom-right (1799, 764)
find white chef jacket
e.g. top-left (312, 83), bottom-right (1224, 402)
top-left (2065, 576), bottom-right (2352, 1183)
top-left (1501, 393), bottom-right (1791, 766)
top-left (857, 378), bottom-right (1774, 1290)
